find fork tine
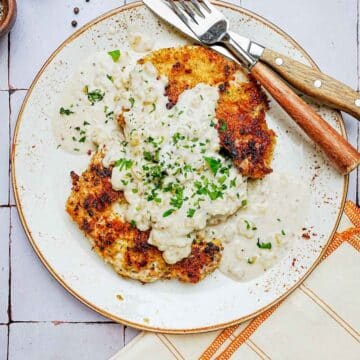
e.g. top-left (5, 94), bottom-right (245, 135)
top-left (190, 0), bottom-right (205, 18)
top-left (199, 0), bottom-right (215, 13)
top-left (179, 0), bottom-right (199, 24)
top-left (166, 0), bottom-right (190, 25)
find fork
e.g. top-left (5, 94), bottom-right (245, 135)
top-left (165, 0), bottom-right (360, 175)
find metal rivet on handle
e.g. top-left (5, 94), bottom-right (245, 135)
top-left (275, 58), bottom-right (283, 66)
top-left (355, 99), bottom-right (360, 107)
top-left (314, 80), bottom-right (322, 88)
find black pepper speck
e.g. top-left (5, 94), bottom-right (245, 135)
top-left (71, 20), bottom-right (78, 27)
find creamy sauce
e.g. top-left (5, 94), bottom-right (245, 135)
top-left (100, 62), bottom-right (247, 264)
top-left (53, 50), bottom-right (137, 154)
top-left (55, 41), bottom-right (310, 280)
top-left (204, 173), bottom-right (310, 281)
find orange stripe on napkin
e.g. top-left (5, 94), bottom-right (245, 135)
top-left (344, 200), bottom-right (360, 227)
top-left (200, 326), bottom-right (238, 360)
top-left (216, 302), bottom-right (282, 360)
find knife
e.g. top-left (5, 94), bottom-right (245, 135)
top-left (142, 0), bottom-right (360, 175)
top-left (143, 0), bottom-right (360, 121)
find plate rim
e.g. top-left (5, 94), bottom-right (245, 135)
top-left (11, 0), bottom-right (348, 334)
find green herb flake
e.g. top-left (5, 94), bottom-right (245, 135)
top-left (204, 157), bottom-right (221, 175)
top-left (130, 220), bottom-right (136, 228)
top-left (79, 136), bottom-right (86, 143)
top-left (247, 257), bottom-right (256, 264)
top-left (87, 89), bottom-right (105, 105)
top-left (129, 97), bottom-right (135, 108)
top-left (131, 188), bottom-right (138, 194)
top-left (83, 121), bottom-right (90, 126)
top-left (108, 49), bottom-right (121, 62)
top-left (163, 208), bottom-right (175, 217)
top-left (281, 229), bottom-right (286, 236)
top-left (106, 74), bottom-right (114, 82)
top-left (115, 158), bottom-right (133, 171)
top-left (150, 103), bottom-right (156, 113)
top-left (187, 208), bottom-right (196, 218)
top-left (219, 120), bottom-right (227, 132)
top-left (59, 107), bottom-right (74, 116)
top-left (257, 238), bottom-right (272, 250)
top-left (241, 199), bottom-right (247, 207)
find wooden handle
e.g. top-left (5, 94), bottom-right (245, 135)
top-left (251, 62), bottom-right (360, 175)
top-left (260, 48), bottom-right (360, 119)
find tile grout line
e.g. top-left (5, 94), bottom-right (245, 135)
top-left (6, 29), bottom-right (11, 360)
top-left (6, 209), bottom-right (11, 360)
top-left (7, 31), bottom-right (11, 209)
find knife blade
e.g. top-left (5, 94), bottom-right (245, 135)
top-left (142, 0), bottom-right (264, 66)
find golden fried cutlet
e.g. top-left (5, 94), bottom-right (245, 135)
top-left (66, 45), bottom-right (275, 284)
top-left (66, 151), bottom-right (222, 283)
top-left (141, 45), bottom-right (275, 179)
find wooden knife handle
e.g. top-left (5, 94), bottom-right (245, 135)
top-left (251, 62), bottom-right (360, 175)
top-left (260, 48), bottom-right (360, 119)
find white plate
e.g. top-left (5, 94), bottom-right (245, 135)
top-left (12, 1), bottom-right (347, 333)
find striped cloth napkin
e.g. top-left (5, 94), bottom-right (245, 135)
top-left (112, 201), bottom-right (360, 359)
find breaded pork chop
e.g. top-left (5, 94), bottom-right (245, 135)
top-left (66, 45), bottom-right (275, 284)
top-left (66, 151), bottom-right (222, 283)
top-left (141, 45), bottom-right (275, 179)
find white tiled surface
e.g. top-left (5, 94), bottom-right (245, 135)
top-left (0, 1), bottom-right (359, 359)
top-left (8, 323), bottom-right (124, 360)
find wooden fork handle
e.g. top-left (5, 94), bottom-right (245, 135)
top-left (251, 62), bottom-right (360, 175)
top-left (260, 48), bottom-right (360, 119)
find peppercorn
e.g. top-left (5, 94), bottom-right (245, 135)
top-left (71, 20), bottom-right (78, 27)
top-left (74, 7), bottom-right (80, 15)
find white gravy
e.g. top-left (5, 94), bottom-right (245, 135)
top-left (54, 43), bottom-right (310, 280)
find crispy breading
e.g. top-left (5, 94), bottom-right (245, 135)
top-left (141, 45), bottom-right (275, 179)
top-left (66, 151), bottom-right (222, 283)
top-left (66, 45), bottom-right (275, 284)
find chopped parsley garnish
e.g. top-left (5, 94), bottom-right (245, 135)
top-left (59, 107), bottom-right (74, 116)
top-left (163, 209), bottom-right (175, 217)
top-left (247, 257), bottom-right (256, 264)
top-left (219, 120), bottom-right (227, 132)
top-left (131, 188), bottom-right (138, 194)
top-left (150, 103), bottom-right (156, 113)
top-left (172, 132), bottom-right (185, 145)
top-left (210, 120), bottom-right (215, 127)
top-left (170, 186), bottom-right (184, 209)
top-left (79, 136), bottom-right (86, 143)
top-left (108, 49), bottom-right (121, 62)
top-left (244, 220), bottom-right (257, 231)
top-left (187, 208), bottom-right (195, 218)
top-left (257, 238), bottom-right (272, 249)
top-left (129, 97), bottom-right (135, 108)
top-left (281, 229), bottom-right (286, 236)
top-left (85, 88), bottom-right (105, 105)
top-left (115, 158), bottom-right (133, 171)
top-left (130, 220), bottom-right (136, 228)
top-left (83, 121), bottom-right (90, 126)
top-left (106, 74), bottom-right (114, 82)
top-left (204, 157), bottom-right (221, 175)
top-left (241, 199), bottom-right (247, 207)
